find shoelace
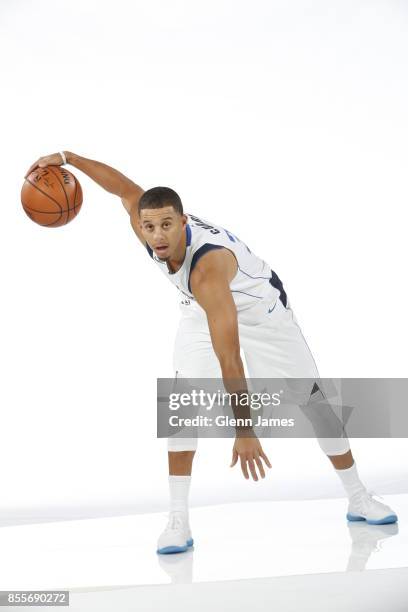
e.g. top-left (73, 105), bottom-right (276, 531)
top-left (350, 489), bottom-right (387, 509)
top-left (366, 489), bottom-right (385, 502)
top-left (165, 512), bottom-right (185, 531)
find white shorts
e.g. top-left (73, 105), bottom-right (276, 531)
top-left (170, 293), bottom-right (350, 456)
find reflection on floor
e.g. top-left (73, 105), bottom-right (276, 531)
top-left (0, 494), bottom-right (405, 591)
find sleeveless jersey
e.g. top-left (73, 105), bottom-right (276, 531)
top-left (145, 212), bottom-right (286, 313)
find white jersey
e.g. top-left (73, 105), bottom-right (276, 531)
top-left (145, 212), bottom-right (287, 313)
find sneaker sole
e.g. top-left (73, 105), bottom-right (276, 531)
top-left (157, 538), bottom-right (194, 555)
top-left (346, 513), bottom-right (398, 525)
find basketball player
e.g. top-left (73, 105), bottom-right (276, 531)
top-left (26, 152), bottom-right (399, 554)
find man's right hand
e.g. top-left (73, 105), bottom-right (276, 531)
top-left (25, 152), bottom-right (67, 178)
top-left (23, 151), bottom-right (146, 240)
top-left (230, 434), bottom-right (272, 481)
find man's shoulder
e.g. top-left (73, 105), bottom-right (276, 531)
top-left (189, 247), bottom-right (238, 293)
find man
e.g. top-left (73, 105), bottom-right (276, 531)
top-left (25, 152), bottom-right (398, 554)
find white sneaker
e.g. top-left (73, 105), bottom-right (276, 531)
top-left (347, 490), bottom-right (398, 525)
top-left (157, 511), bottom-right (194, 554)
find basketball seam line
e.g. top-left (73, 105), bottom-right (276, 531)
top-left (27, 213), bottom-right (66, 228)
top-left (25, 178), bottom-right (63, 215)
top-left (43, 217), bottom-right (65, 227)
top-left (47, 166), bottom-right (70, 208)
top-left (23, 204), bottom-right (80, 214)
top-left (47, 166), bottom-right (70, 222)
top-left (73, 176), bottom-right (78, 212)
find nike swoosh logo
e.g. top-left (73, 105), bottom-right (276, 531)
top-left (268, 304), bottom-right (277, 314)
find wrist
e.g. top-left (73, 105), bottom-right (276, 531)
top-left (64, 151), bottom-right (76, 165)
top-left (235, 426), bottom-right (256, 439)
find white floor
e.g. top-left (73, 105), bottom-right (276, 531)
top-left (69, 568), bottom-right (408, 612)
top-left (0, 494), bottom-right (406, 610)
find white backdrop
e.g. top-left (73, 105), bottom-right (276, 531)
top-left (1, 0), bottom-right (407, 521)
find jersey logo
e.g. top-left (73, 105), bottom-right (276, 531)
top-left (268, 304), bottom-right (277, 314)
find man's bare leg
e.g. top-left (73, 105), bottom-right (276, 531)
top-left (168, 450), bottom-right (195, 475)
top-left (327, 449), bottom-right (354, 470)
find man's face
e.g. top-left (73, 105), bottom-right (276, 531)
top-left (139, 206), bottom-right (186, 260)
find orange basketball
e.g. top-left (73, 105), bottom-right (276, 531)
top-left (21, 166), bottom-right (83, 227)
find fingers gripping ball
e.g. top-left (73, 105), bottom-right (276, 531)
top-left (21, 166), bottom-right (83, 227)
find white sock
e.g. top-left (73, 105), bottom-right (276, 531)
top-left (168, 475), bottom-right (191, 515)
top-left (334, 462), bottom-right (367, 500)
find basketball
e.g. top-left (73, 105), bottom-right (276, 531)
top-left (21, 166), bottom-right (83, 227)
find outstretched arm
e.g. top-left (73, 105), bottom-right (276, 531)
top-left (190, 250), bottom-right (243, 379)
top-left (25, 151), bottom-right (146, 243)
top-left (190, 248), bottom-right (272, 481)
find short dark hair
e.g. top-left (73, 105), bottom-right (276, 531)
top-left (138, 186), bottom-right (183, 215)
